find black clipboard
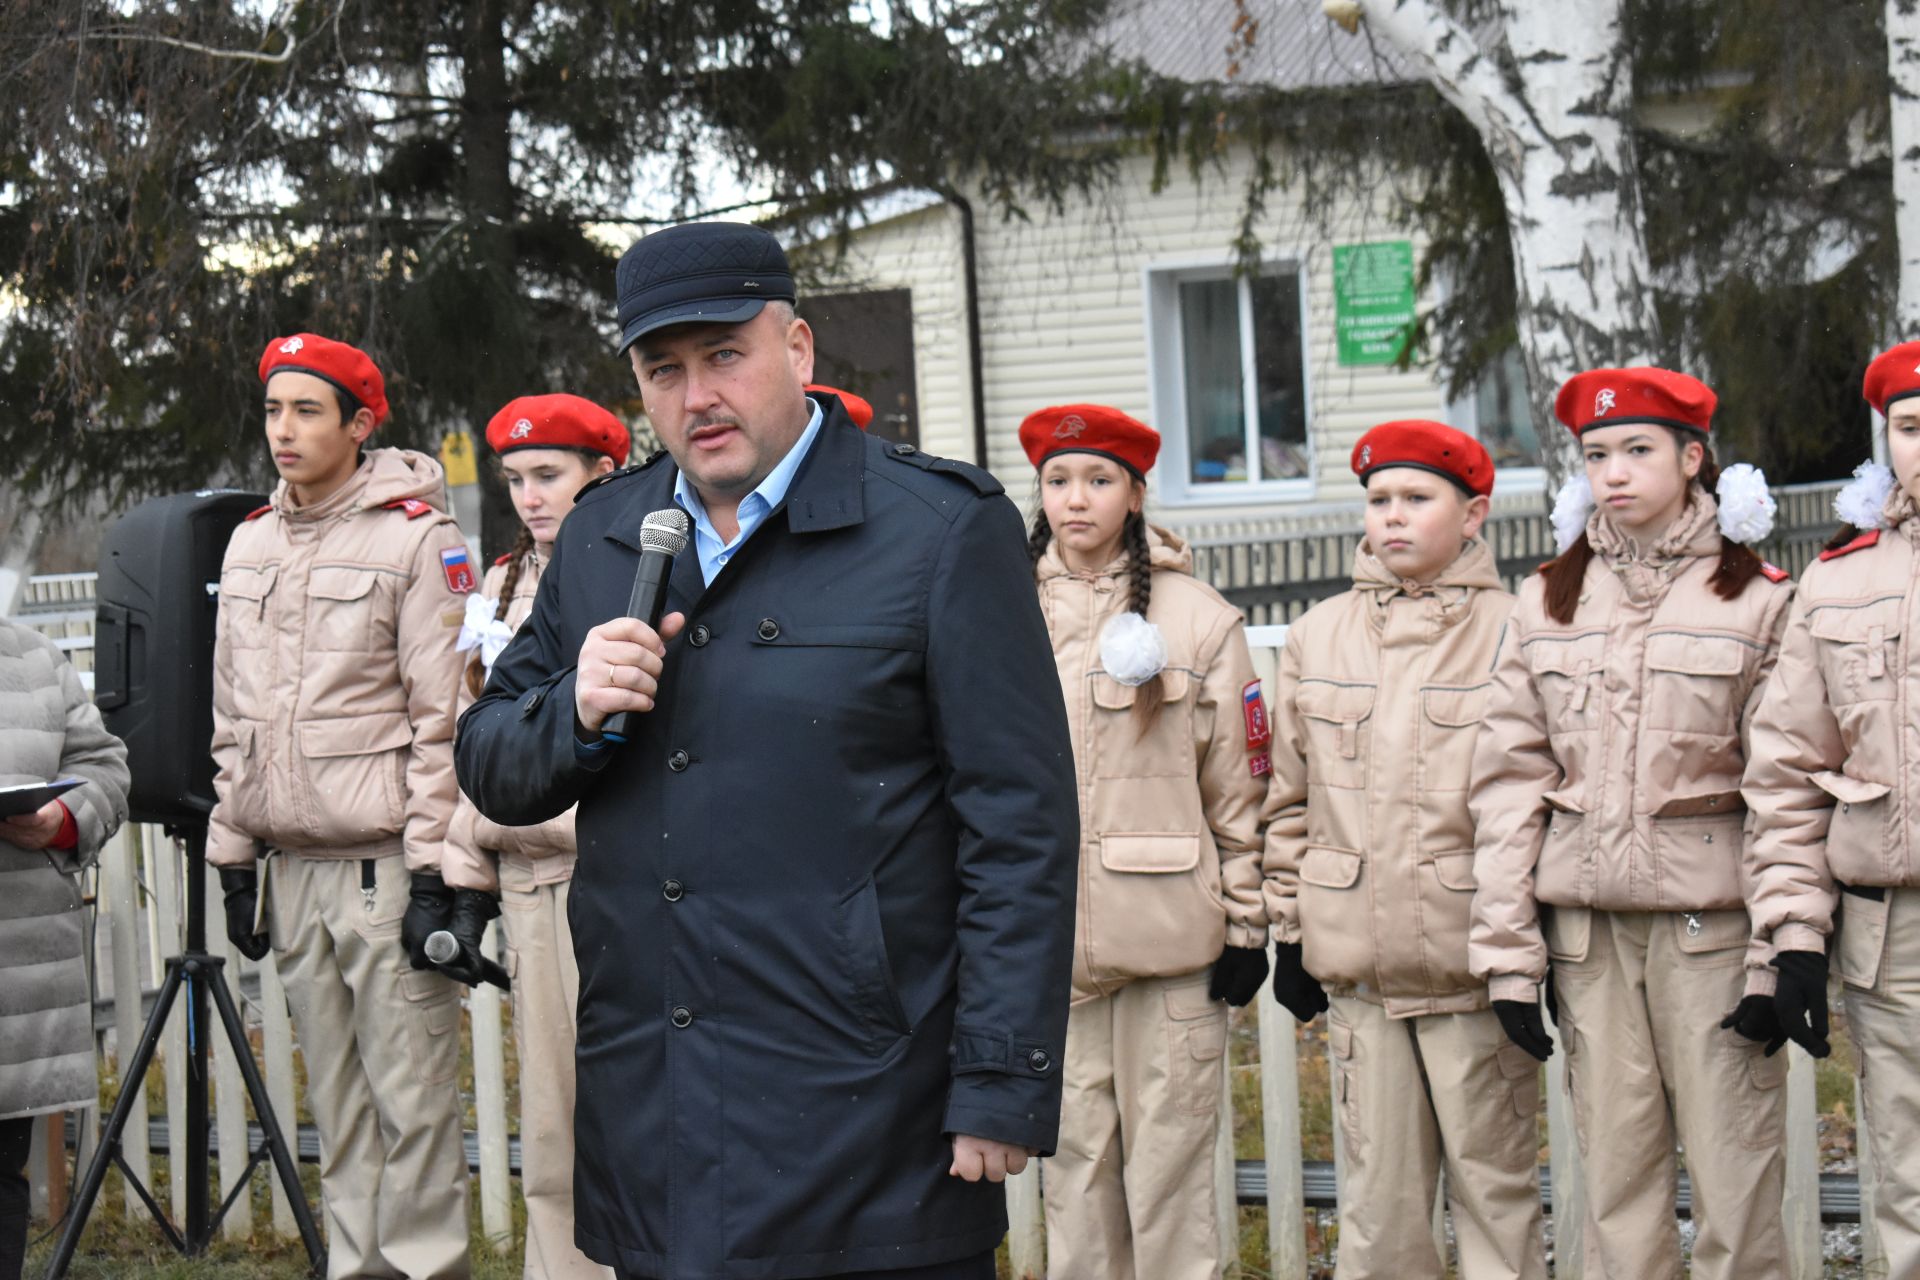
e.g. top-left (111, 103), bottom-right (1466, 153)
top-left (0, 778), bottom-right (84, 819)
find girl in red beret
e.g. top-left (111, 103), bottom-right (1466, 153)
top-left (445, 392), bottom-right (631, 1280)
top-left (1469, 366), bottom-right (1796, 1279)
top-left (1019, 403), bottom-right (1269, 1280)
top-left (1742, 340), bottom-right (1920, 1274)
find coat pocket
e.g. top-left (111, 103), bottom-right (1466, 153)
top-left (218, 563), bottom-right (278, 652)
top-left (1293, 680), bottom-right (1376, 790)
top-left (1523, 631), bottom-right (1605, 734)
top-left (1090, 834), bottom-right (1219, 982)
top-left (1672, 907), bottom-right (1749, 967)
top-left (297, 712), bottom-right (411, 846)
top-left (306, 565), bottom-right (386, 653)
top-left (833, 878), bottom-right (912, 1054)
top-left (1643, 631), bottom-right (1752, 737)
top-left (1813, 770), bottom-right (1893, 887)
top-left (1418, 684), bottom-right (1489, 795)
top-left (1091, 669), bottom-right (1195, 777)
top-left (1543, 904), bottom-right (1592, 965)
top-left (1297, 847), bottom-right (1368, 987)
top-left (1809, 596), bottom-right (1904, 704)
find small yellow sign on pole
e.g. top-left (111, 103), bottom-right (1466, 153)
top-left (440, 430), bottom-right (479, 488)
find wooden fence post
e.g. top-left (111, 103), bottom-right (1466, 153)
top-left (471, 917), bottom-right (513, 1253)
top-left (1782, 1045), bottom-right (1821, 1280)
top-left (148, 825), bottom-right (189, 1226)
top-left (258, 947), bottom-right (299, 1238)
top-left (103, 825), bottom-right (151, 1218)
top-left (1005, 1163), bottom-right (1044, 1278)
top-left (1257, 975), bottom-right (1307, 1279)
top-left (205, 862), bottom-right (253, 1240)
top-left (1544, 1021), bottom-right (1583, 1279)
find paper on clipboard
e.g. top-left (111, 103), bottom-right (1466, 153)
top-left (0, 778), bottom-right (84, 819)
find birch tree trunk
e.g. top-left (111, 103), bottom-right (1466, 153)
top-left (1889, 0), bottom-right (1920, 332)
top-left (1344, 0), bottom-right (1660, 484)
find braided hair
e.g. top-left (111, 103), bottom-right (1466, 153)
top-left (1030, 498), bottom-right (1166, 733)
top-left (464, 525), bottom-right (535, 698)
top-left (1539, 430), bottom-right (1765, 624)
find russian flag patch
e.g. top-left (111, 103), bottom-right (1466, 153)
top-left (440, 545), bottom-right (476, 594)
top-left (1243, 679), bottom-right (1270, 751)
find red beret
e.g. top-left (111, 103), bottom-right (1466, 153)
top-left (259, 333), bottom-right (389, 427)
top-left (484, 394), bottom-right (631, 466)
top-left (1018, 404), bottom-right (1159, 477)
top-left (1351, 420), bottom-right (1494, 498)
top-left (1863, 341), bottom-right (1920, 416)
top-left (806, 384), bottom-right (874, 430)
top-left (1554, 366), bottom-right (1715, 437)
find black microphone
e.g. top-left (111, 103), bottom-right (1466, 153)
top-left (601, 506), bottom-right (693, 743)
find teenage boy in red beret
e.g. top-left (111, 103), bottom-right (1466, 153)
top-left (1262, 421), bottom-right (1546, 1279)
top-left (207, 333), bottom-right (475, 1279)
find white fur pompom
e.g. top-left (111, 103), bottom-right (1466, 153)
top-left (1715, 463), bottom-right (1776, 545)
top-left (1550, 473), bottom-right (1594, 554)
top-left (456, 593), bottom-right (515, 672)
top-left (1834, 460), bottom-right (1897, 530)
top-left (1100, 610), bottom-right (1167, 687)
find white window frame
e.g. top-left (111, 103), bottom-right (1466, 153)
top-left (1444, 359), bottom-right (1548, 496)
top-left (1144, 253), bottom-right (1316, 508)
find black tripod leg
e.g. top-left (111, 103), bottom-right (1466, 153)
top-left (205, 964), bottom-right (327, 1271)
top-left (42, 958), bottom-right (185, 1279)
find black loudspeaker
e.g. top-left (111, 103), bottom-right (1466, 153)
top-left (95, 489), bottom-right (266, 825)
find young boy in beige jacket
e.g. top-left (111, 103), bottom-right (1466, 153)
top-left (1263, 420), bottom-right (1544, 1280)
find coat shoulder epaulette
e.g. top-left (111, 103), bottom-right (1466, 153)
top-left (1818, 529), bottom-right (1881, 562)
top-left (381, 497), bottom-right (437, 520)
top-left (244, 503), bottom-right (274, 522)
top-left (574, 449), bottom-right (668, 505)
top-left (1759, 561), bottom-right (1790, 583)
top-left (882, 443), bottom-right (1003, 497)
top-left (493, 553), bottom-right (514, 567)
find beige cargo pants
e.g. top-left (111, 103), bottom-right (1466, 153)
top-left (1838, 885), bottom-right (1920, 1280)
top-left (1325, 996), bottom-right (1546, 1279)
top-left (1546, 906), bottom-right (1786, 1280)
top-left (498, 862), bottom-right (610, 1280)
top-left (268, 852), bottom-right (471, 1280)
top-left (1043, 973), bottom-right (1226, 1280)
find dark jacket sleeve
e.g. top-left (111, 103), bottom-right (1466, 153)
top-left (455, 533), bottom-right (611, 826)
top-left (925, 492), bottom-right (1078, 1154)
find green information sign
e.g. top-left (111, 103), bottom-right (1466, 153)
top-left (1334, 240), bottom-right (1416, 367)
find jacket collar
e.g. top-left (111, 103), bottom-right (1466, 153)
top-left (1034, 522), bottom-right (1192, 583)
top-left (1351, 536), bottom-right (1501, 630)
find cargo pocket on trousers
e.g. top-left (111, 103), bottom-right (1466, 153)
top-left (1544, 905), bottom-right (1594, 973)
top-left (1836, 890), bottom-right (1891, 991)
top-left (401, 968), bottom-right (460, 1087)
top-left (1327, 1013), bottom-right (1361, 1158)
top-left (1496, 1040), bottom-right (1542, 1123)
top-left (1165, 981), bottom-right (1226, 1117)
top-left (1737, 1042), bottom-right (1789, 1152)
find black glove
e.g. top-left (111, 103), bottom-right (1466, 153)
top-left (432, 890), bottom-right (504, 988)
top-left (1269, 941), bottom-right (1329, 1023)
top-left (1720, 994), bottom-right (1786, 1055)
top-left (1208, 944), bottom-right (1270, 1007)
top-left (400, 872), bottom-right (456, 970)
top-left (1544, 968), bottom-right (1560, 1027)
top-left (1494, 998), bottom-right (1554, 1061)
top-left (1771, 950), bottom-right (1832, 1058)
top-left (217, 866), bottom-right (271, 962)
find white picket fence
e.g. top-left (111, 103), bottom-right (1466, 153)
top-left (13, 595), bottom-right (1879, 1276)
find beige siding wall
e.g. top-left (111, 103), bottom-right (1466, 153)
top-left (816, 148), bottom-right (1548, 535)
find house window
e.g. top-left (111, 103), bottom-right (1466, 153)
top-left (1149, 262), bottom-right (1312, 503)
top-left (1472, 346), bottom-right (1544, 473)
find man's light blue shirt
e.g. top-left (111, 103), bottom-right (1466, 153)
top-left (672, 399), bottom-right (824, 585)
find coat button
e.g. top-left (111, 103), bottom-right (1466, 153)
top-left (1027, 1049), bottom-right (1051, 1073)
top-left (668, 749), bottom-right (690, 772)
top-left (894, 443), bottom-right (917, 456)
top-left (662, 879), bottom-right (684, 902)
top-left (519, 690), bottom-right (544, 719)
top-left (757, 618), bottom-right (780, 641)
top-left (689, 624), bottom-right (711, 648)
top-left (671, 1006), bottom-right (693, 1028)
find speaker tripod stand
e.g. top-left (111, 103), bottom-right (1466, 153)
top-left (44, 826), bottom-right (325, 1277)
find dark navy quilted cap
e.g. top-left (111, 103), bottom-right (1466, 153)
top-left (615, 222), bottom-right (796, 354)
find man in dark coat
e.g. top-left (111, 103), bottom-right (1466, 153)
top-left (454, 222), bottom-right (1078, 1280)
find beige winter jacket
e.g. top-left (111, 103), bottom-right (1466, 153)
top-left (1468, 495), bottom-right (1794, 1003)
top-left (1743, 486), bottom-right (1920, 975)
top-left (208, 449), bottom-right (471, 872)
top-left (443, 552), bottom-right (578, 893)
top-left (1262, 537), bottom-right (1514, 1017)
top-left (1037, 526), bottom-right (1269, 1004)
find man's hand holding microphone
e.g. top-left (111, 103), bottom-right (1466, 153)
top-left (576, 508), bottom-right (693, 742)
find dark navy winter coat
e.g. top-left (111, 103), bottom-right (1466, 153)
top-left (455, 398), bottom-right (1078, 1279)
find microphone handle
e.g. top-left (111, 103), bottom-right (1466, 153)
top-left (601, 549), bottom-right (675, 742)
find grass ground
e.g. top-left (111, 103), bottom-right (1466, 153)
top-left (25, 997), bottom-right (1868, 1278)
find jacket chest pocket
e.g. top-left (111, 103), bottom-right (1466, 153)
top-left (1091, 668), bottom-right (1194, 778)
top-left (1643, 631), bottom-right (1752, 737)
top-left (1524, 632), bottom-right (1605, 734)
top-left (1293, 680), bottom-right (1376, 790)
top-left (1418, 684), bottom-right (1489, 794)
top-left (307, 566), bottom-right (390, 653)
top-left (1809, 597), bottom-right (1904, 705)
top-left (218, 564), bottom-right (279, 652)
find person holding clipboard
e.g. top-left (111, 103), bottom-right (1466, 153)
top-left (0, 617), bottom-right (130, 1280)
